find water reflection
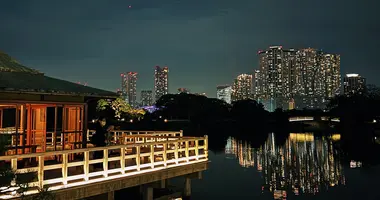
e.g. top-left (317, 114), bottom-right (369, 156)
top-left (225, 133), bottom-right (345, 199)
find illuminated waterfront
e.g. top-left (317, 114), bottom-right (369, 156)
top-left (184, 132), bottom-right (380, 200)
top-left (225, 133), bottom-right (345, 198)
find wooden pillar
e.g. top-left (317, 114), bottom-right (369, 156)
top-left (26, 104), bottom-right (31, 147)
top-left (197, 171), bottom-right (202, 180)
top-left (160, 179), bottom-right (166, 189)
top-left (82, 104), bottom-right (88, 148)
top-left (0, 108), bottom-right (2, 128)
top-left (184, 177), bottom-right (191, 197)
top-left (21, 104), bottom-right (27, 154)
top-left (54, 106), bottom-right (58, 152)
top-left (15, 104), bottom-right (19, 154)
top-left (62, 106), bottom-right (66, 150)
top-left (142, 186), bottom-right (153, 200)
top-left (74, 106), bottom-right (78, 147)
top-left (107, 191), bottom-right (114, 200)
top-left (19, 105), bottom-right (24, 132)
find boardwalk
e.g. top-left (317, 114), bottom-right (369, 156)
top-left (0, 132), bottom-right (209, 200)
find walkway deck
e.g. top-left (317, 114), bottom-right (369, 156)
top-left (0, 133), bottom-right (209, 200)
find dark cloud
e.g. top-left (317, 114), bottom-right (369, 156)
top-left (0, 0), bottom-right (379, 97)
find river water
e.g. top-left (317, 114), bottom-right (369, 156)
top-left (187, 133), bottom-right (380, 200)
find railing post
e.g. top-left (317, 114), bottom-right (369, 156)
top-left (11, 158), bottom-right (17, 171)
top-left (86, 129), bottom-right (90, 142)
top-left (174, 142), bottom-right (179, 164)
top-left (11, 158), bottom-right (17, 185)
top-left (120, 148), bottom-right (125, 174)
top-left (185, 141), bottom-right (189, 162)
top-left (204, 135), bottom-right (208, 159)
top-left (163, 140), bottom-right (167, 167)
top-left (150, 144), bottom-right (154, 168)
top-left (103, 149), bottom-right (109, 177)
top-left (195, 140), bottom-right (199, 160)
top-left (84, 151), bottom-right (89, 181)
top-left (136, 146), bottom-right (141, 171)
top-left (180, 130), bottom-right (183, 137)
top-left (62, 153), bottom-right (68, 185)
top-left (38, 156), bottom-right (44, 188)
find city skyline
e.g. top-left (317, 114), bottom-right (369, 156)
top-left (140, 90), bottom-right (153, 106)
top-left (0, 0), bottom-right (378, 98)
top-left (120, 72), bottom-right (138, 107)
top-left (256, 46), bottom-right (341, 110)
top-left (154, 66), bottom-right (169, 101)
top-left (343, 73), bottom-right (366, 96)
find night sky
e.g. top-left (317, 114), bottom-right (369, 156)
top-left (0, 0), bottom-right (379, 98)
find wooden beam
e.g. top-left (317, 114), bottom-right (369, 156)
top-left (54, 106), bottom-right (58, 152)
top-left (15, 104), bottom-right (19, 154)
top-left (0, 108), bottom-right (2, 128)
top-left (83, 104), bottom-right (88, 147)
top-left (80, 105), bottom-right (85, 148)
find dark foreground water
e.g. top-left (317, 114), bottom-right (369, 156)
top-left (182, 133), bottom-right (380, 200)
top-left (116, 133), bottom-right (380, 200)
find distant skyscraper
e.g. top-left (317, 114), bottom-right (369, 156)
top-left (322, 53), bottom-right (341, 98)
top-left (141, 90), bottom-right (153, 106)
top-left (257, 46), bottom-right (296, 111)
top-left (154, 66), bottom-right (169, 102)
top-left (217, 85), bottom-right (232, 104)
top-left (121, 72), bottom-right (137, 107)
top-left (257, 46), bottom-right (341, 111)
top-left (232, 74), bottom-right (252, 101)
top-left (296, 49), bottom-right (341, 109)
top-left (252, 70), bottom-right (261, 100)
top-left (343, 74), bottom-right (366, 96)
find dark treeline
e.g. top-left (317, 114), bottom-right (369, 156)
top-left (327, 86), bottom-right (380, 165)
top-left (144, 93), bottom-right (287, 151)
top-left (89, 89), bottom-right (380, 163)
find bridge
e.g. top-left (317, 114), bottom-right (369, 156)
top-left (0, 131), bottom-right (209, 200)
top-left (289, 116), bottom-right (340, 122)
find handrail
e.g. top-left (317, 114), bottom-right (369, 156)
top-left (0, 136), bottom-right (206, 160)
top-left (124, 135), bottom-right (197, 139)
top-left (0, 135), bottom-right (209, 199)
top-left (87, 130), bottom-right (182, 134)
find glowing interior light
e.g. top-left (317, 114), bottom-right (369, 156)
top-left (346, 73), bottom-right (359, 77)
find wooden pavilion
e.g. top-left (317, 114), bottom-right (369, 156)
top-left (0, 51), bottom-right (117, 155)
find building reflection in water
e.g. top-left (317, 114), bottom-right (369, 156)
top-left (225, 133), bottom-right (345, 199)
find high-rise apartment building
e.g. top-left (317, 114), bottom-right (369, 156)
top-left (232, 74), bottom-right (252, 101)
top-left (252, 70), bottom-right (261, 100)
top-left (322, 53), bottom-right (341, 98)
top-left (217, 85), bottom-right (232, 104)
top-left (343, 73), bottom-right (366, 96)
top-left (121, 72), bottom-right (137, 107)
top-left (296, 49), bottom-right (341, 108)
top-left (256, 46), bottom-right (341, 111)
top-left (296, 48), bottom-right (323, 109)
top-left (154, 66), bottom-right (169, 102)
top-left (257, 46), bottom-right (296, 111)
top-left (141, 90), bottom-right (153, 106)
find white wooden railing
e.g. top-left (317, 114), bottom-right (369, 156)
top-left (289, 116), bottom-right (314, 122)
top-left (0, 135), bottom-right (208, 199)
top-left (86, 130), bottom-right (183, 144)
